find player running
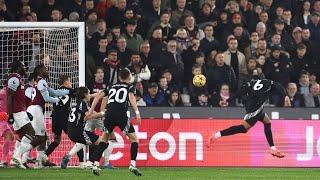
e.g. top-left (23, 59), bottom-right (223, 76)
top-left (208, 75), bottom-right (287, 158)
top-left (89, 68), bottom-right (142, 176)
top-left (45, 75), bottom-right (84, 167)
top-left (60, 87), bottom-right (108, 176)
top-left (24, 64), bottom-right (70, 167)
top-left (7, 60), bottom-right (36, 169)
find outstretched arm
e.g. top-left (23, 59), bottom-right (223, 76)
top-left (227, 83), bottom-right (248, 103)
top-left (48, 87), bottom-right (69, 96)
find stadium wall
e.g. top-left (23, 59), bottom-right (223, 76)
top-left (1, 107), bottom-right (319, 167)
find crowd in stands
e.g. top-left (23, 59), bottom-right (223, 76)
top-left (1, 0), bottom-right (320, 107)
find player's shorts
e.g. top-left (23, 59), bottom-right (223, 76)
top-left (0, 121), bottom-right (12, 137)
top-left (27, 105), bottom-right (46, 136)
top-left (51, 113), bottom-right (68, 136)
top-left (104, 113), bottom-right (135, 135)
top-left (84, 118), bottom-right (104, 132)
top-left (12, 111), bottom-right (31, 131)
top-left (244, 110), bottom-right (266, 126)
top-left (68, 129), bottom-right (99, 145)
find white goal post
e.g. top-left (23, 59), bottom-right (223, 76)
top-left (0, 22), bottom-right (85, 87)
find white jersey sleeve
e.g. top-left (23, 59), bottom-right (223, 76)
top-left (7, 77), bottom-right (20, 91)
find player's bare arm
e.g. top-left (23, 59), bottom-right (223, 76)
top-left (89, 91), bottom-right (105, 114)
top-left (100, 97), bottom-right (108, 112)
top-left (129, 92), bottom-right (141, 125)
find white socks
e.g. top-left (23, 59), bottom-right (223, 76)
top-left (17, 136), bottom-right (33, 157)
top-left (270, 146), bottom-right (277, 150)
top-left (68, 143), bottom-right (85, 156)
top-left (214, 132), bottom-right (221, 139)
top-left (104, 141), bottom-right (115, 164)
top-left (130, 160), bottom-right (136, 167)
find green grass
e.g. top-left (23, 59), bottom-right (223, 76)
top-left (1, 167), bottom-right (320, 180)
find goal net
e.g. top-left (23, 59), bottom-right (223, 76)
top-left (0, 22), bottom-right (85, 166)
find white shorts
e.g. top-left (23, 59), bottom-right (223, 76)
top-left (84, 118), bottom-right (104, 132)
top-left (13, 111), bottom-right (31, 131)
top-left (27, 105), bottom-right (46, 136)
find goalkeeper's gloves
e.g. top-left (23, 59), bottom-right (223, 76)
top-left (8, 114), bottom-right (14, 124)
top-left (27, 112), bottom-right (33, 121)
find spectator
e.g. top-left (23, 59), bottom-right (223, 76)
top-left (50, 8), bottom-right (62, 22)
top-left (140, 41), bottom-right (151, 65)
top-left (162, 69), bottom-right (177, 90)
top-left (121, 19), bottom-right (143, 53)
top-left (144, 0), bottom-right (162, 30)
top-left (215, 10), bottom-right (232, 43)
top-left (148, 10), bottom-right (175, 43)
top-left (103, 49), bottom-right (120, 85)
top-left (223, 38), bottom-right (247, 87)
top-left (192, 91), bottom-right (212, 107)
top-left (286, 83), bottom-right (305, 107)
top-left (117, 37), bottom-right (132, 67)
top-left (313, 0), bottom-right (320, 15)
top-left (93, 66), bottom-right (107, 93)
top-left (244, 32), bottom-right (259, 60)
top-left (304, 83), bottom-right (320, 107)
top-left (309, 72), bottom-right (318, 85)
top-left (308, 12), bottom-right (320, 43)
top-left (166, 89), bottom-right (184, 107)
top-left (189, 64), bottom-right (207, 103)
top-left (105, 0), bottom-right (126, 28)
top-left (246, 58), bottom-right (265, 81)
top-left (182, 38), bottom-right (201, 86)
top-left (291, 27), bottom-right (303, 50)
top-left (128, 51), bottom-right (151, 85)
top-left (200, 24), bottom-right (220, 56)
top-left (297, 70), bottom-right (311, 95)
top-left (0, 1), bottom-right (14, 21)
top-left (256, 22), bottom-right (267, 40)
top-left (233, 24), bottom-right (250, 53)
top-left (183, 15), bottom-right (205, 40)
top-left (85, 0), bottom-right (94, 13)
top-left (136, 90), bottom-right (146, 106)
top-left (264, 45), bottom-right (293, 86)
top-left (93, 35), bottom-right (110, 67)
top-left (158, 76), bottom-right (170, 98)
top-left (198, 2), bottom-right (217, 26)
top-left (69, 11), bottom-right (79, 22)
top-left (207, 52), bottom-right (237, 94)
top-left (211, 83), bottom-right (236, 107)
top-left (67, 0), bottom-right (84, 21)
top-left (175, 28), bottom-right (192, 53)
top-left (171, 0), bottom-right (194, 29)
top-left (143, 82), bottom-right (166, 106)
top-left (282, 9), bottom-right (293, 34)
top-left (293, 0), bottom-right (311, 28)
top-left (160, 40), bottom-right (184, 90)
top-left (291, 43), bottom-right (309, 83)
top-left (88, 19), bottom-right (108, 53)
top-left (268, 19), bottom-right (293, 53)
top-left (254, 38), bottom-right (271, 59)
top-left (86, 10), bottom-right (98, 38)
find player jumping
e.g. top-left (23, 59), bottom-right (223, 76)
top-left (60, 87), bottom-right (108, 176)
top-left (89, 68), bottom-right (142, 176)
top-left (45, 75), bottom-right (84, 167)
top-left (208, 75), bottom-right (287, 158)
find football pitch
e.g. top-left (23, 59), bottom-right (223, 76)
top-left (1, 167), bottom-right (319, 180)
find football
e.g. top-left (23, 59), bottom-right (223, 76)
top-left (192, 74), bottom-right (206, 87)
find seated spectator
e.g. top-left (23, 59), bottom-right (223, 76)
top-left (233, 24), bottom-right (250, 53)
top-left (175, 28), bottom-right (192, 54)
top-left (162, 69), bottom-right (177, 90)
top-left (143, 82), bottom-right (166, 106)
top-left (86, 10), bottom-right (98, 39)
top-left (158, 76), bottom-right (170, 98)
top-left (192, 91), bottom-right (212, 107)
top-left (136, 90), bottom-right (146, 106)
top-left (93, 35), bottom-right (110, 67)
top-left (244, 32), bottom-right (259, 61)
top-left (310, 72), bottom-right (318, 85)
top-left (140, 41), bottom-right (151, 65)
top-left (51, 8), bottom-right (63, 22)
top-left (171, 0), bottom-right (194, 29)
top-left (297, 70), bottom-right (311, 95)
top-left (308, 12), bottom-right (320, 43)
top-left (256, 55), bottom-right (266, 69)
top-left (183, 15), bottom-right (204, 40)
top-left (103, 49), bottom-right (121, 85)
top-left (166, 89), bottom-right (184, 107)
top-left (286, 83), bottom-right (305, 107)
top-left (128, 52), bottom-right (151, 87)
top-left (304, 83), bottom-right (320, 107)
top-left (198, 2), bottom-right (217, 26)
top-left (117, 37), bottom-right (132, 67)
top-left (246, 58), bottom-right (265, 81)
top-left (148, 10), bottom-right (175, 43)
top-left (211, 84), bottom-right (236, 107)
top-left (254, 39), bottom-right (271, 59)
top-left (200, 24), bottom-right (220, 56)
top-left (69, 11), bottom-right (79, 22)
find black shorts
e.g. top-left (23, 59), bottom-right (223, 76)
top-left (51, 113), bottom-right (69, 136)
top-left (244, 110), bottom-right (266, 126)
top-left (68, 129), bottom-right (99, 145)
top-left (104, 113), bottom-right (135, 135)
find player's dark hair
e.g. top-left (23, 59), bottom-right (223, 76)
top-left (33, 64), bottom-right (45, 77)
top-left (10, 59), bottom-right (23, 73)
top-left (119, 68), bottom-right (131, 81)
top-left (75, 87), bottom-right (89, 102)
top-left (59, 75), bottom-right (70, 85)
